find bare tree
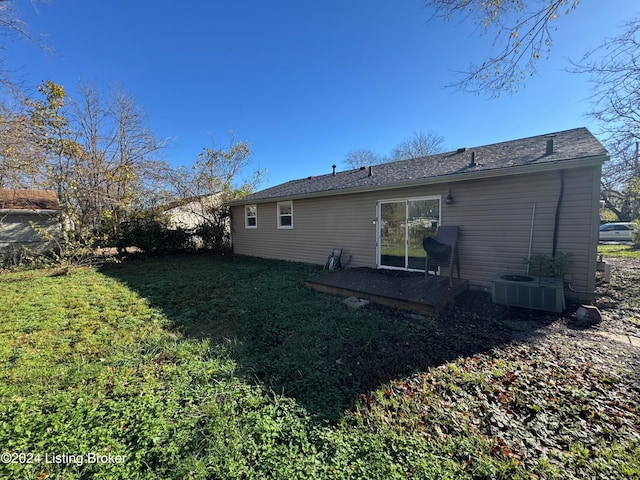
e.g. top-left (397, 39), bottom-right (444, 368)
top-left (0, 0), bottom-right (28, 92)
top-left (0, 0), bottom-right (50, 94)
top-left (0, 0), bottom-right (37, 45)
top-left (427, 0), bottom-right (580, 97)
top-left (570, 19), bottom-right (640, 157)
top-left (98, 85), bottom-right (169, 249)
top-left (600, 143), bottom-right (639, 222)
top-left (70, 82), bottom-right (110, 238)
top-left (569, 19), bottom-right (640, 221)
top-left (0, 101), bottom-right (45, 187)
top-left (389, 131), bottom-right (445, 161)
top-left (18, 80), bottom-right (171, 247)
top-left (191, 132), bottom-right (262, 197)
top-left (426, 2), bottom-right (638, 218)
top-left (344, 148), bottom-right (380, 169)
top-left (0, 1), bottom-right (50, 187)
top-left (343, 131), bottom-right (446, 170)
top-left (167, 132), bottom-right (263, 250)
top-left (25, 80), bottom-right (82, 223)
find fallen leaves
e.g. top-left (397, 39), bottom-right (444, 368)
top-left (350, 258), bottom-right (640, 475)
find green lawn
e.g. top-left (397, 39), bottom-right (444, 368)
top-left (1, 254), bottom-right (638, 479)
top-left (598, 243), bottom-right (640, 259)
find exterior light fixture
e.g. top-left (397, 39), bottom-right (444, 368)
top-left (446, 189), bottom-right (454, 204)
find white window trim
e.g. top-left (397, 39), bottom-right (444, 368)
top-left (277, 201), bottom-right (293, 229)
top-left (245, 204), bottom-right (257, 229)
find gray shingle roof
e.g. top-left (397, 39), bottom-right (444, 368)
top-left (235, 128), bottom-right (607, 204)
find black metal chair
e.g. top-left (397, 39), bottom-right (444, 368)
top-left (423, 226), bottom-right (460, 286)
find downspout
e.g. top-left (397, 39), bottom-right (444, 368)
top-left (552, 170), bottom-right (564, 257)
top-left (552, 168), bottom-right (602, 297)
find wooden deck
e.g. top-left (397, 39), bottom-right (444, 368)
top-left (305, 268), bottom-right (468, 315)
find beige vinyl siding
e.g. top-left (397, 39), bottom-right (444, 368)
top-left (443, 166), bottom-right (600, 294)
top-left (231, 164), bottom-right (601, 296)
top-left (231, 194), bottom-right (378, 267)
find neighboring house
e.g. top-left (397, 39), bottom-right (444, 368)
top-left (162, 193), bottom-right (223, 231)
top-left (0, 189), bottom-right (61, 254)
top-left (229, 128), bottom-right (608, 300)
top-left (161, 193), bottom-right (228, 249)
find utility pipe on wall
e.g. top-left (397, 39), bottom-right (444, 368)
top-left (552, 170), bottom-right (565, 257)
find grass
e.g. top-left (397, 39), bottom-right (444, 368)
top-left (1, 254), bottom-right (638, 479)
top-left (598, 243), bottom-right (640, 259)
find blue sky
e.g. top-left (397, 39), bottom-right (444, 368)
top-left (6, 0), bottom-right (639, 189)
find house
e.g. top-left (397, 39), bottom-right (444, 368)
top-left (161, 192), bottom-right (230, 250)
top-left (0, 189), bottom-right (61, 256)
top-left (229, 128), bottom-right (608, 300)
top-left (162, 193), bottom-right (223, 231)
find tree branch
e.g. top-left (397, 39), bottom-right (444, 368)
top-left (428, 0), bottom-right (579, 97)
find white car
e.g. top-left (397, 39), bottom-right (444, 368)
top-left (599, 222), bottom-right (636, 242)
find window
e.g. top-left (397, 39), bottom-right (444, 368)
top-left (245, 204), bottom-right (257, 228)
top-left (277, 201), bottom-right (293, 229)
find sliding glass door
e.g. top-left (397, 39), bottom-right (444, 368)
top-left (379, 201), bottom-right (406, 268)
top-left (378, 197), bottom-right (440, 270)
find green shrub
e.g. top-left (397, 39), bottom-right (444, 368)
top-left (193, 204), bottom-right (232, 253)
top-left (525, 251), bottom-right (573, 277)
top-left (0, 244), bottom-right (34, 269)
top-left (119, 211), bottom-right (195, 255)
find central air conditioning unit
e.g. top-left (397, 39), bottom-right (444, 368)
top-left (491, 274), bottom-right (565, 313)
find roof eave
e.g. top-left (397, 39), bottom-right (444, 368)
top-left (0, 209), bottom-right (60, 215)
top-left (229, 154), bottom-right (608, 206)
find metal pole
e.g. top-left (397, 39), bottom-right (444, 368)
top-left (527, 202), bottom-right (536, 274)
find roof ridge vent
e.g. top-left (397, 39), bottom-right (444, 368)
top-left (457, 147), bottom-right (468, 153)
